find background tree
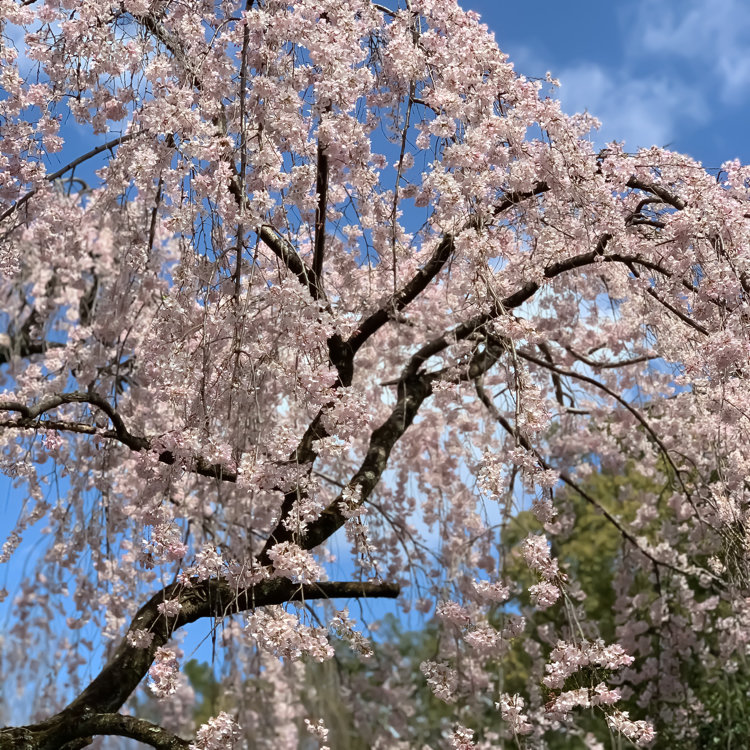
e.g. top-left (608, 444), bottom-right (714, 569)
top-left (1, 0), bottom-right (750, 747)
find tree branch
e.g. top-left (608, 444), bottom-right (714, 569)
top-left (0, 334), bottom-right (63, 366)
top-left (260, 373), bottom-right (434, 558)
top-left (258, 223), bottom-right (328, 305)
top-left (266, 232), bottom-right (710, 559)
top-left (346, 233), bottom-right (455, 357)
top-left (0, 392), bottom-right (239, 482)
top-left (492, 182), bottom-right (550, 215)
top-left (313, 142), bottom-right (329, 284)
top-left (401, 234), bottom-right (615, 379)
top-left (0, 132), bottom-right (142, 224)
top-left (72, 714), bottom-right (190, 750)
top-left (538, 341), bottom-right (568, 407)
top-left (70, 578), bottom-right (398, 715)
top-left (0, 579), bottom-right (398, 750)
top-left (624, 259), bottom-right (710, 335)
top-left (345, 183), bottom-right (550, 360)
top-left (625, 176), bottom-right (687, 211)
top-left (514, 345), bottom-right (690, 496)
top-left (473, 378), bottom-right (698, 581)
top-left (562, 345), bottom-right (658, 370)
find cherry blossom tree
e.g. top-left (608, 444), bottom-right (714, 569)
top-left (1, 0), bottom-right (749, 746)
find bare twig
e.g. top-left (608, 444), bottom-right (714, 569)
top-left (474, 378), bottom-right (698, 580)
top-left (0, 132), bottom-right (141, 223)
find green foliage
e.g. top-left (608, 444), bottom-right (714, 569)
top-left (695, 662), bottom-right (750, 748)
top-left (184, 659), bottom-right (224, 726)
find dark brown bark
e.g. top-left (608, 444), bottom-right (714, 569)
top-left (0, 580), bottom-right (398, 750)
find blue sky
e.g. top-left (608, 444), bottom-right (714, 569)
top-left (469, 0), bottom-right (749, 170)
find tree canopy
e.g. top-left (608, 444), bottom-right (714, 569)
top-left (1, 0), bottom-right (750, 747)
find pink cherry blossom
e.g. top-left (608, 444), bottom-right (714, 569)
top-left (190, 711), bottom-right (241, 750)
top-left (496, 693), bottom-right (533, 736)
top-left (148, 647), bottom-right (180, 698)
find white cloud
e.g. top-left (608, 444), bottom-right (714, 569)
top-left (554, 63), bottom-right (707, 150)
top-left (632, 0), bottom-right (750, 104)
top-left (493, 19), bottom-right (710, 151)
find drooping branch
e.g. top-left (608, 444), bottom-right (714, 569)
top-left (401, 234), bottom-right (615, 379)
top-left (67, 577), bottom-right (397, 717)
top-left (397, 236), bottom-right (721, 387)
top-left (0, 231), bottom-right (711, 559)
top-left (313, 142), bottom-right (329, 284)
top-left (514, 345), bottom-right (691, 497)
top-left (473, 378), bottom-right (700, 581)
top-left (0, 392), bottom-right (239, 482)
top-left (0, 578), bottom-right (398, 750)
top-left (242, 186), bottom-right (550, 399)
top-left (624, 259), bottom-right (710, 335)
top-left (0, 132), bottom-right (142, 224)
top-left (538, 341), bottom-right (569, 407)
top-left (345, 183), bottom-right (550, 360)
top-left (237, 232), bottom-right (704, 561)
top-left (264, 228), bottom-right (463, 538)
top-left (135, 5), bottom-right (330, 315)
top-left (562, 345), bottom-right (658, 370)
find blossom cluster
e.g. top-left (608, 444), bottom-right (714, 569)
top-left (245, 606), bottom-right (334, 662)
top-left (126, 628), bottom-right (154, 649)
top-left (545, 682), bottom-right (621, 717)
top-left (156, 599), bottom-right (182, 618)
top-left (267, 541), bottom-right (325, 584)
top-left (606, 709), bottom-right (657, 745)
top-left (435, 600), bottom-right (472, 627)
top-left (543, 639), bottom-right (634, 690)
top-left (420, 660), bottom-right (459, 703)
top-left (449, 724), bottom-right (476, 750)
top-left (521, 533), bottom-right (562, 608)
top-left (496, 693), bottom-right (533, 736)
top-left (148, 647), bottom-right (180, 698)
top-left (521, 534), bottom-right (559, 579)
top-left (330, 608), bottom-right (373, 657)
top-left (304, 717), bottom-right (330, 748)
top-left (471, 579), bottom-right (510, 603)
top-left (190, 711), bottom-right (241, 749)
top-left (142, 522), bottom-right (188, 565)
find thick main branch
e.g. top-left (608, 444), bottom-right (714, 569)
top-left (0, 579), bottom-right (398, 750)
